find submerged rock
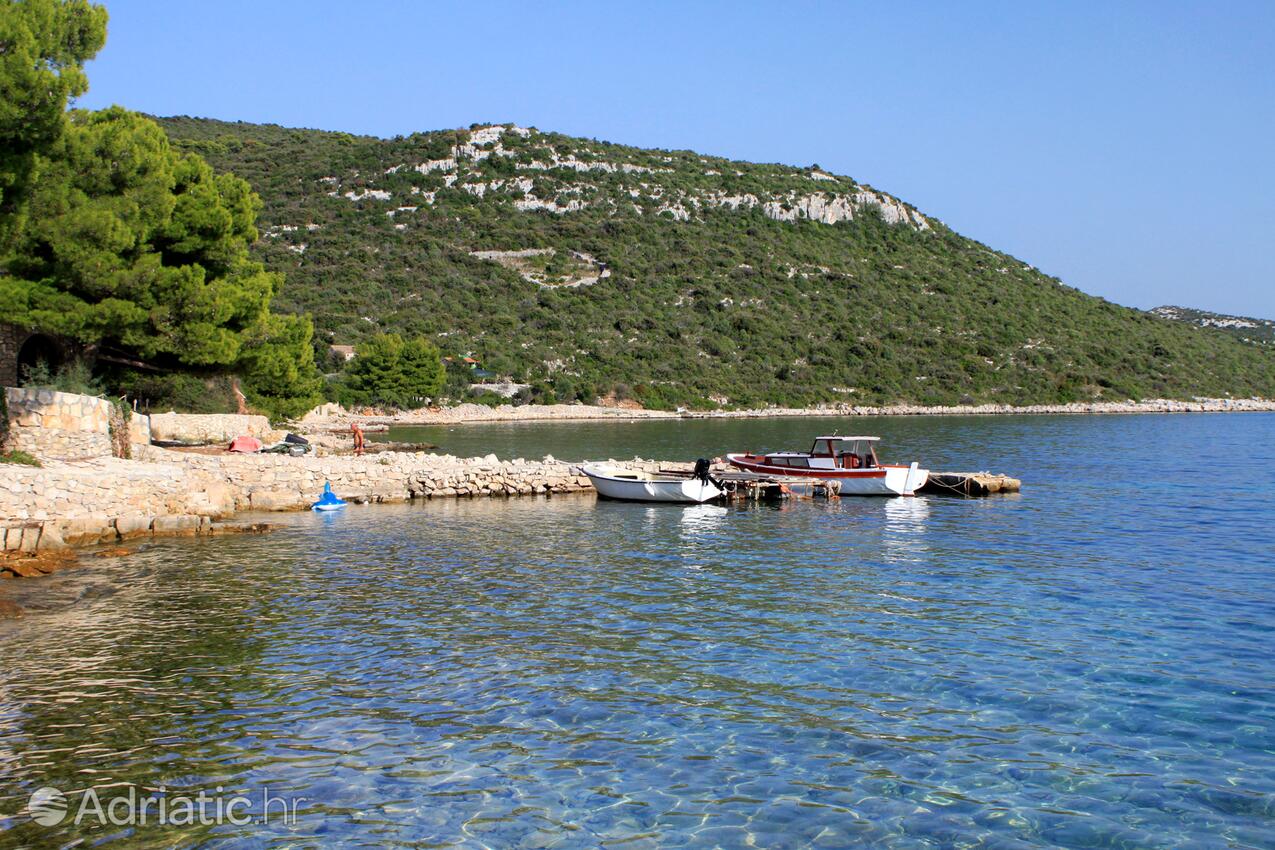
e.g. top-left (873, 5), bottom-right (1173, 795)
top-left (1, 549), bottom-right (79, 578)
top-left (208, 521), bottom-right (273, 535)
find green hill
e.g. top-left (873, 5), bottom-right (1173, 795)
top-left (155, 116), bottom-right (1275, 410)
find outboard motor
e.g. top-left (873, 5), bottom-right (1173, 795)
top-left (694, 457), bottom-right (713, 485)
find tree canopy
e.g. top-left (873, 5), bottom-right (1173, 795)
top-left (0, 0), bottom-right (324, 419)
top-left (237, 312), bottom-right (327, 419)
top-left (341, 333), bottom-right (445, 410)
top-left (4, 107), bottom-right (278, 364)
top-left (0, 0), bottom-right (107, 248)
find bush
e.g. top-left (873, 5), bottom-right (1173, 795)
top-left (467, 389), bottom-right (509, 407)
top-left (20, 359), bottom-right (102, 396)
top-left (439, 360), bottom-right (478, 403)
top-left (0, 450), bottom-right (41, 467)
top-left (551, 375), bottom-right (585, 404)
top-left (513, 381), bottom-right (556, 406)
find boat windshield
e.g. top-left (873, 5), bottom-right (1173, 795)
top-left (819, 438), bottom-right (880, 469)
top-left (852, 442), bottom-right (880, 468)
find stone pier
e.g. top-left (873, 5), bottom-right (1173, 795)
top-left (0, 389), bottom-right (657, 557)
top-left (0, 448), bottom-right (669, 557)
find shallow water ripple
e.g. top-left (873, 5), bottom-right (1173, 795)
top-left (2, 413), bottom-right (1274, 848)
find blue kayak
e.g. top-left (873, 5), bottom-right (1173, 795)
top-left (311, 481), bottom-right (347, 511)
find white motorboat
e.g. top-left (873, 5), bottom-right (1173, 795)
top-left (726, 435), bottom-right (928, 496)
top-left (583, 463), bottom-right (723, 503)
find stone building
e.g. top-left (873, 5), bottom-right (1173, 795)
top-left (0, 323), bottom-right (65, 388)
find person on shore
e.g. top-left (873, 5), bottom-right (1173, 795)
top-left (351, 422), bottom-right (365, 456)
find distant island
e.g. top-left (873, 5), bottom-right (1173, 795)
top-left (154, 117), bottom-right (1275, 412)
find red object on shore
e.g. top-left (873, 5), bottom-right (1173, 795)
top-left (228, 435), bottom-right (263, 453)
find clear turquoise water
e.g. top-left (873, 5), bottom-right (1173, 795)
top-left (1, 413), bottom-right (1274, 848)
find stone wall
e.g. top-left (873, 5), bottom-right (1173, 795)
top-left (148, 412), bottom-right (283, 445)
top-left (129, 413), bottom-right (152, 447)
top-left (2, 387), bottom-right (152, 461)
top-left (4, 388), bottom-right (114, 460)
top-left (0, 456), bottom-right (234, 524)
top-left (0, 324), bottom-right (22, 389)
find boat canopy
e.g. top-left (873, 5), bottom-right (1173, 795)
top-left (806, 435), bottom-right (883, 460)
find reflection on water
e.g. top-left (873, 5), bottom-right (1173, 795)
top-left (882, 497), bottom-right (930, 564)
top-left (883, 493), bottom-right (930, 529)
top-left (676, 504), bottom-right (729, 572)
top-left (678, 503), bottom-right (729, 534)
top-left (1, 414), bottom-right (1274, 848)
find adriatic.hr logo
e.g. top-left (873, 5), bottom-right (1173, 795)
top-left (21, 784), bottom-right (306, 827)
top-left (26, 787), bottom-right (68, 826)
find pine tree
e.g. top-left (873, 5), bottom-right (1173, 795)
top-left (343, 334), bottom-right (445, 410)
top-left (0, 0), bottom-right (107, 250)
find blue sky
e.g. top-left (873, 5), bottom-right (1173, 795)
top-left (78, 1), bottom-right (1275, 317)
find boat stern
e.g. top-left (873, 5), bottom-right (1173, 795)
top-left (892, 462), bottom-right (929, 496)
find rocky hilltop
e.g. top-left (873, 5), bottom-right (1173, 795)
top-left (366, 124), bottom-right (932, 230)
top-left (1151, 306), bottom-right (1274, 346)
top-left (156, 117), bottom-right (1275, 410)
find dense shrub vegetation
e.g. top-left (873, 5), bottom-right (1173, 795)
top-left (155, 117), bottom-right (1275, 410)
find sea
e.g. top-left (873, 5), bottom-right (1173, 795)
top-left (1, 413), bottom-right (1273, 848)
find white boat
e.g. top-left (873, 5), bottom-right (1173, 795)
top-left (583, 464), bottom-right (724, 503)
top-left (726, 435), bottom-right (929, 496)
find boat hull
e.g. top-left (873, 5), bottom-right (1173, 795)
top-left (584, 465), bottom-right (723, 503)
top-left (725, 455), bottom-right (928, 496)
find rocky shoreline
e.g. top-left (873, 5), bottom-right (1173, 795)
top-left (323, 397), bottom-right (1275, 428)
top-left (0, 389), bottom-right (689, 588)
top-left (1, 519), bottom-right (272, 583)
top-left (0, 446), bottom-right (678, 568)
top-left (689, 397), bottom-right (1275, 418)
top-left (314, 402), bottom-right (677, 427)
top-left (0, 446), bottom-right (668, 615)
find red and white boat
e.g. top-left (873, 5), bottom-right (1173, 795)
top-left (726, 435), bottom-right (928, 496)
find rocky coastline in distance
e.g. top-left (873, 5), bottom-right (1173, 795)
top-left (330, 396), bottom-right (1275, 428)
